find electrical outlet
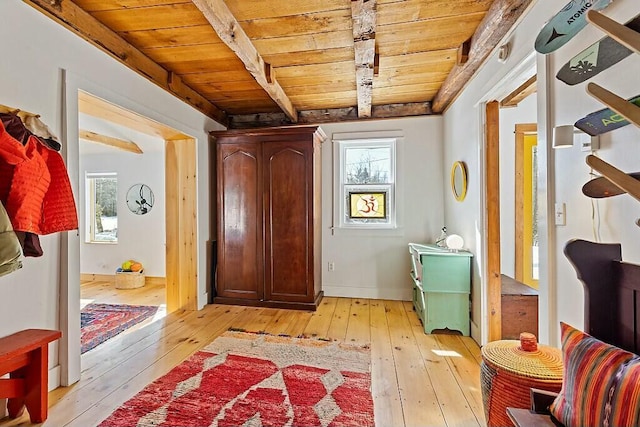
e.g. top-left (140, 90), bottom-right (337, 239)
top-left (328, 262), bottom-right (335, 271)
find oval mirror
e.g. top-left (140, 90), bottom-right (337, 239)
top-left (451, 161), bottom-right (468, 202)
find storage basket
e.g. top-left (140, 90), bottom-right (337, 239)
top-left (115, 271), bottom-right (145, 289)
top-left (481, 333), bottom-right (563, 427)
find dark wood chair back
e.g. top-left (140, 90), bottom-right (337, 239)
top-left (564, 239), bottom-right (640, 354)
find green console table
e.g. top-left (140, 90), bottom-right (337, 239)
top-left (408, 243), bottom-right (473, 335)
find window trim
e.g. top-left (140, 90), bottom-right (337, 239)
top-left (85, 171), bottom-right (118, 244)
top-left (335, 137), bottom-right (397, 229)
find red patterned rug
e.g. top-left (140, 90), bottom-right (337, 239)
top-left (81, 303), bottom-right (159, 354)
top-left (98, 330), bottom-right (375, 427)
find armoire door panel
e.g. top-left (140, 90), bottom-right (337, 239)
top-left (217, 144), bottom-right (262, 300)
top-left (264, 143), bottom-right (313, 301)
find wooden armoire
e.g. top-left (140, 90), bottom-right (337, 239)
top-left (211, 126), bottom-right (325, 310)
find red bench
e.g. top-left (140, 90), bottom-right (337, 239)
top-left (0, 329), bottom-right (62, 423)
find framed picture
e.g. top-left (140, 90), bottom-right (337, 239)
top-left (348, 191), bottom-right (387, 219)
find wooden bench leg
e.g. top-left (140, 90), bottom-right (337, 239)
top-left (24, 346), bottom-right (49, 423)
top-left (6, 367), bottom-right (26, 419)
top-left (6, 346), bottom-right (49, 423)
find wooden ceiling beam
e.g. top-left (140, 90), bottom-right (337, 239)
top-left (351, 0), bottom-right (377, 118)
top-left (431, 0), bottom-right (534, 113)
top-left (228, 101), bottom-right (432, 129)
top-left (191, 0), bottom-right (298, 122)
top-left (78, 91), bottom-right (190, 141)
top-left (500, 75), bottom-right (537, 108)
top-left (23, 0), bottom-right (229, 127)
top-left (79, 129), bottom-right (143, 154)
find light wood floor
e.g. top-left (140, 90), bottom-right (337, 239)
top-left (1, 283), bottom-right (485, 427)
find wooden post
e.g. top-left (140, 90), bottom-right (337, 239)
top-left (486, 101), bottom-right (502, 342)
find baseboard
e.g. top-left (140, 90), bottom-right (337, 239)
top-left (80, 273), bottom-right (115, 282)
top-left (81, 273), bottom-right (166, 286)
top-left (49, 364), bottom-right (61, 391)
top-left (199, 291), bottom-right (208, 310)
top-left (470, 321), bottom-right (481, 345)
top-left (322, 285), bottom-right (411, 301)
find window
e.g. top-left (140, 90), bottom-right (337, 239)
top-left (86, 172), bottom-right (118, 243)
top-left (338, 138), bottom-right (396, 228)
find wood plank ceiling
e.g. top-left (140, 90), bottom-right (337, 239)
top-left (24, 0), bottom-right (533, 128)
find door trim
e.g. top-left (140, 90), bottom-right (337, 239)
top-left (514, 124), bottom-right (537, 284)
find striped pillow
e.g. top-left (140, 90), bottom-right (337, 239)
top-left (550, 322), bottom-right (640, 427)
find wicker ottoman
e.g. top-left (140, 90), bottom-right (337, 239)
top-left (481, 333), bottom-right (563, 427)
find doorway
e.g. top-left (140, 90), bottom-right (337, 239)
top-left (514, 124), bottom-right (538, 289)
top-left (77, 98), bottom-right (168, 353)
top-left (77, 91), bottom-right (198, 313)
top-left (59, 76), bottom-right (201, 386)
top-left (484, 81), bottom-right (539, 342)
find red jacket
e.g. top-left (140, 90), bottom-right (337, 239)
top-left (0, 121), bottom-right (77, 234)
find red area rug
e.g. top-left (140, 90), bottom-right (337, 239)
top-left (81, 303), bottom-right (159, 354)
top-left (98, 330), bottom-right (375, 427)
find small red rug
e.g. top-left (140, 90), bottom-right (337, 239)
top-left (98, 330), bottom-right (375, 427)
top-left (81, 303), bottom-right (159, 354)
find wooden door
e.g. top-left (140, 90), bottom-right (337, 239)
top-left (216, 141), bottom-right (263, 300)
top-left (263, 140), bottom-right (314, 303)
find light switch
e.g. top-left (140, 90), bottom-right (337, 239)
top-left (555, 202), bottom-right (566, 226)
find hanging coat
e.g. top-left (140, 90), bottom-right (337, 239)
top-left (0, 120), bottom-right (77, 235)
top-left (0, 201), bottom-right (22, 277)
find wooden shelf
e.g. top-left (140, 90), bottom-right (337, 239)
top-left (586, 155), bottom-right (640, 203)
top-left (587, 10), bottom-right (640, 55)
top-left (586, 83), bottom-right (640, 131)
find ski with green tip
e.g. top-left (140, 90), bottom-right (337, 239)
top-left (575, 92), bottom-right (640, 136)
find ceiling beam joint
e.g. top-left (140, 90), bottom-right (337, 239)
top-left (22, 0), bottom-right (228, 126)
top-left (432, 0), bottom-right (534, 113)
top-left (191, 0), bottom-right (298, 122)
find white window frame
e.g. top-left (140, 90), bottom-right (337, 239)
top-left (85, 172), bottom-right (118, 244)
top-left (336, 138), bottom-right (397, 229)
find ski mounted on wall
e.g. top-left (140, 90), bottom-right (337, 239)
top-left (574, 84), bottom-right (640, 136)
top-left (585, 155), bottom-right (640, 202)
top-left (582, 172), bottom-right (640, 198)
top-left (535, 0), bottom-right (613, 54)
top-left (557, 14), bottom-right (640, 85)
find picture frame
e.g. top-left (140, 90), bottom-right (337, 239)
top-left (348, 191), bottom-right (387, 219)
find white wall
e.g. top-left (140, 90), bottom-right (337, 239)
top-left (0, 1), bottom-right (223, 386)
top-left (78, 115), bottom-right (166, 278)
top-left (550, 2), bottom-right (640, 333)
top-left (79, 147), bottom-right (166, 278)
top-left (499, 94), bottom-right (538, 277)
top-left (444, 0), bottom-right (640, 345)
top-left (320, 116), bottom-right (444, 300)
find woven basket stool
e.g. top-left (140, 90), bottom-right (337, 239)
top-left (481, 332), bottom-right (563, 427)
top-left (115, 271), bottom-right (145, 289)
